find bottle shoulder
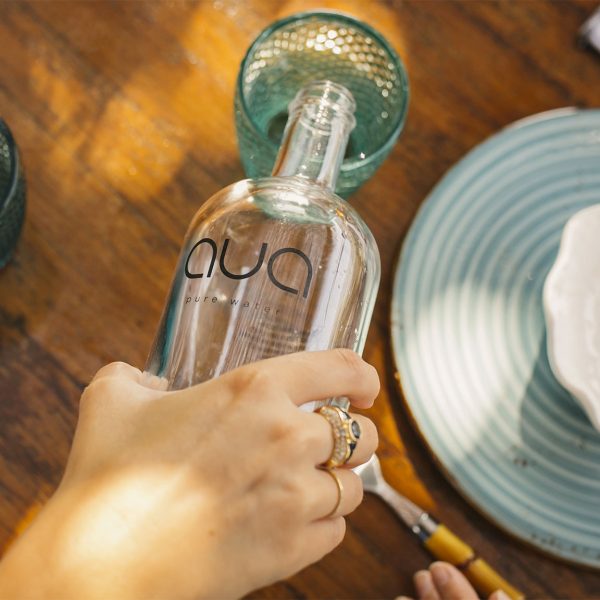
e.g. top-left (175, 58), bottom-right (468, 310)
top-left (191, 176), bottom-right (378, 252)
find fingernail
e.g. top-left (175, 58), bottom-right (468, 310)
top-left (430, 561), bottom-right (451, 587)
top-left (414, 570), bottom-right (435, 596)
top-left (491, 591), bottom-right (511, 600)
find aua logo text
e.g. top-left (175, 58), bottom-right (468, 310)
top-left (184, 237), bottom-right (314, 298)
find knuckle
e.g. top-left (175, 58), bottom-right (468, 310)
top-left (334, 349), bottom-right (364, 376)
top-left (280, 472), bottom-right (306, 502)
top-left (227, 366), bottom-right (274, 399)
top-left (267, 416), bottom-right (296, 446)
top-left (284, 477), bottom-right (305, 496)
top-left (265, 411), bottom-right (310, 458)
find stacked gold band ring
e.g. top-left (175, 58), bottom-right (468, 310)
top-left (315, 405), bottom-right (362, 468)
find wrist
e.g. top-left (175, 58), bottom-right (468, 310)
top-left (0, 475), bottom-right (228, 600)
top-left (0, 489), bottom-right (71, 598)
top-left (0, 482), bottom-right (146, 599)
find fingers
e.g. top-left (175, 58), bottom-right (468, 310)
top-left (424, 562), bottom-right (479, 600)
top-left (401, 563), bottom-right (481, 600)
top-left (220, 349), bottom-right (380, 409)
top-left (304, 410), bottom-right (378, 468)
top-left (414, 570), bottom-right (441, 600)
top-left (91, 361), bottom-right (142, 383)
top-left (305, 467), bottom-right (363, 521)
top-left (299, 516), bottom-right (347, 568)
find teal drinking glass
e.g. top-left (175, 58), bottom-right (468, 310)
top-left (235, 11), bottom-right (409, 198)
top-left (0, 119), bottom-right (26, 269)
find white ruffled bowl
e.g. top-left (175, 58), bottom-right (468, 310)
top-left (543, 204), bottom-right (600, 432)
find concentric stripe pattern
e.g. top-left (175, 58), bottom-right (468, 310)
top-left (392, 109), bottom-right (600, 567)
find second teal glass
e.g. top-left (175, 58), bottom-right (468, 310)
top-left (235, 11), bottom-right (409, 198)
top-left (0, 119), bottom-right (26, 269)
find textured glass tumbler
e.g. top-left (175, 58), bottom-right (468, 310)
top-left (235, 11), bottom-right (409, 198)
top-left (0, 120), bottom-right (26, 269)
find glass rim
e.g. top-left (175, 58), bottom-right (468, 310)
top-left (0, 118), bottom-right (19, 216)
top-left (236, 10), bottom-right (410, 172)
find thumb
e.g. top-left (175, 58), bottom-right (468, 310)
top-left (91, 361), bottom-right (143, 384)
top-left (91, 361), bottom-right (170, 392)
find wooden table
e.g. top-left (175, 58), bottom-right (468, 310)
top-left (1, 1), bottom-right (599, 597)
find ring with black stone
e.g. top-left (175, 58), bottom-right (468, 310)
top-left (315, 405), bottom-right (362, 468)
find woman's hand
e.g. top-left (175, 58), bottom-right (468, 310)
top-left (0, 350), bottom-right (379, 600)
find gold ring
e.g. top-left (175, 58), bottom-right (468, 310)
top-left (321, 468), bottom-right (343, 518)
top-left (315, 405), bottom-right (362, 468)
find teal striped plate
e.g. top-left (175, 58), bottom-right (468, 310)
top-left (392, 108), bottom-right (600, 568)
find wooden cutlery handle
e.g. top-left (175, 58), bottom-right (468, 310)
top-left (464, 557), bottom-right (525, 600)
top-left (424, 524), bottom-right (525, 600)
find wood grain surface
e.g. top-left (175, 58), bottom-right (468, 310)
top-left (1, 1), bottom-right (599, 598)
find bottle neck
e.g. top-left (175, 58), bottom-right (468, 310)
top-left (271, 81), bottom-right (356, 192)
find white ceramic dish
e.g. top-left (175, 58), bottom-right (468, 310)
top-left (544, 204), bottom-right (600, 432)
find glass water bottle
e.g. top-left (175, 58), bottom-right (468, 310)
top-left (145, 81), bottom-right (381, 403)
